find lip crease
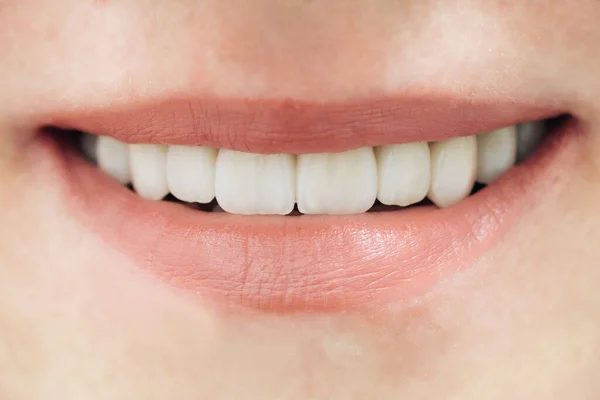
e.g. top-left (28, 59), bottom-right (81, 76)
top-left (32, 104), bottom-right (577, 313)
top-left (47, 92), bottom-right (561, 153)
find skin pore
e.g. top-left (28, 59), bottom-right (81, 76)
top-left (1, 0), bottom-right (600, 398)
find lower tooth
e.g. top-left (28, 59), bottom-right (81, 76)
top-left (214, 150), bottom-right (296, 215)
top-left (476, 126), bottom-right (517, 184)
top-left (297, 147), bottom-right (377, 215)
top-left (96, 136), bottom-right (131, 184)
top-left (129, 144), bottom-right (170, 201)
top-left (427, 136), bottom-right (477, 208)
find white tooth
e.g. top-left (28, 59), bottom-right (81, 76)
top-left (129, 144), bottom-right (169, 200)
top-left (297, 147), bottom-right (377, 215)
top-left (215, 150), bottom-right (295, 215)
top-left (80, 133), bottom-right (98, 164)
top-left (96, 136), bottom-right (130, 184)
top-left (166, 145), bottom-right (217, 203)
top-left (517, 121), bottom-right (545, 162)
top-left (428, 136), bottom-right (477, 208)
top-left (476, 126), bottom-right (517, 184)
top-left (375, 142), bottom-right (430, 206)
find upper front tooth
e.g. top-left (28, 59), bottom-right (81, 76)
top-left (428, 136), bottom-right (477, 208)
top-left (375, 142), bottom-right (431, 207)
top-left (297, 147), bottom-right (377, 215)
top-left (476, 126), bottom-right (517, 184)
top-left (129, 144), bottom-right (169, 200)
top-left (96, 136), bottom-right (130, 184)
top-left (517, 121), bottom-right (545, 162)
top-left (166, 145), bottom-right (217, 203)
top-left (215, 150), bottom-right (296, 215)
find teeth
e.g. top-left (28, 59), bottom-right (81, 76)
top-left (96, 136), bottom-right (131, 184)
top-left (476, 126), bottom-right (517, 184)
top-left (129, 144), bottom-right (169, 200)
top-left (88, 120), bottom-right (543, 214)
top-left (428, 136), bottom-right (477, 208)
top-left (215, 150), bottom-right (296, 215)
top-left (166, 145), bottom-right (217, 203)
top-left (375, 142), bottom-right (431, 207)
top-left (517, 121), bottom-right (546, 162)
top-left (297, 147), bottom-right (377, 215)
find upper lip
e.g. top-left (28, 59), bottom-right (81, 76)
top-left (48, 93), bottom-right (561, 153)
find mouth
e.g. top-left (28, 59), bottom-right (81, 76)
top-left (31, 94), bottom-right (577, 312)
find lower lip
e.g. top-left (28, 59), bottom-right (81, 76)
top-left (31, 120), bottom-right (578, 313)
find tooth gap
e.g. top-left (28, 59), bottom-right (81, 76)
top-left (471, 182), bottom-right (487, 196)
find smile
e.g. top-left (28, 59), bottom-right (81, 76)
top-left (32, 94), bottom-right (576, 312)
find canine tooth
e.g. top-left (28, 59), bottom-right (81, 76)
top-left (297, 147), bottom-right (377, 215)
top-left (96, 136), bottom-right (130, 184)
top-left (215, 150), bottom-right (295, 215)
top-left (428, 136), bottom-right (477, 208)
top-left (129, 144), bottom-right (169, 200)
top-left (375, 142), bottom-right (430, 206)
top-left (166, 145), bottom-right (217, 203)
top-left (476, 126), bottom-right (517, 184)
top-left (517, 121), bottom-right (545, 162)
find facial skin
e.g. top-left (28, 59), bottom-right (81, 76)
top-left (1, 0), bottom-right (600, 398)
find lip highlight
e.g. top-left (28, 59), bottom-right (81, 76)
top-left (48, 94), bottom-right (560, 154)
top-left (32, 113), bottom-right (577, 313)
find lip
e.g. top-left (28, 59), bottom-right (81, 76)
top-left (48, 93), bottom-right (560, 153)
top-left (31, 109), bottom-right (579, 313)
